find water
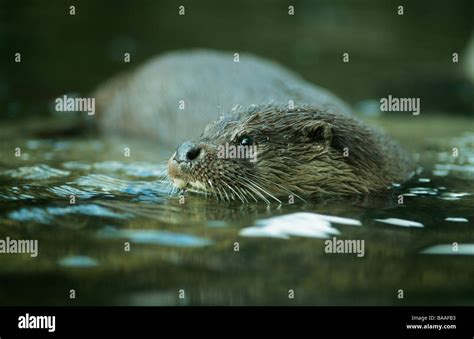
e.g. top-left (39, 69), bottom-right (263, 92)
top-left (1, 0), bottom-right (473, 306)
top-left (0, 116), bottom-right (472, 306)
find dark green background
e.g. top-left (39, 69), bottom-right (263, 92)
top-left (1, 0), bottom-right (473, 119)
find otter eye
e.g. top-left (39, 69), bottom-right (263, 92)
top-left (238, 135), bottom-right (254, 146)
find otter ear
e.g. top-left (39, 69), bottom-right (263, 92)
top-left (301, 120), bottom-right (333, 146)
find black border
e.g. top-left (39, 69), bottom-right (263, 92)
top-left (0, 306), bottom-right (473, 338)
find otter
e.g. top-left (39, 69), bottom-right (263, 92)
top-left (93, 49), bottom-right (414, 201)
top-left (166, 104), bottom-right (414, 201)
top-left (93, 49), bottom-right (352, 146)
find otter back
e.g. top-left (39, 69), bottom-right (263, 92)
top-left (93, 49), bottom-right (352, 147)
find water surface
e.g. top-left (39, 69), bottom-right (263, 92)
top-left (0, 115), bottom-right (473, 306)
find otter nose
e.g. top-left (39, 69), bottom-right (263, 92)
top-left (175, 141), bottom-right (201, 163)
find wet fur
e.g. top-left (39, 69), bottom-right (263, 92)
top-left (168, 104), bottom-right (414, 200)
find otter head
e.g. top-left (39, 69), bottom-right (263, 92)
top-left (167, 104), bottom-right (392, 203)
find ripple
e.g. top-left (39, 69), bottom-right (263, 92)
top-left (58, 256), bottom-right (99, 267)
top-left (8, 204), bottom-right (132, 224)
top-left (408, 187), bottom-right (438, 196)
top-left (47, 185), bottom-right (95, 199)
top-left (92, 161), bottom-right (166, 178)
top-left (8, 207), bottom-right (53, 224)
top-left (47, 205), bottom-right (132, 219)
top-left (97, 227), bottom-right (212, 247)
top-left (72, 174), bottom-right (168, 201)
top-left (439, 192), bottom-right (471, 201)
top-left (73, 174), bottom-right (134, 193)
top-left (444, 217), bottom-right (469, 222)
top-left (62, 161), bottom-right (167, 178)
top-left (431, 133), bottom-right (474, 179)
top-left (313, 214), bottom-right (362, 226)
top-left (1, 164), bottom-right (70, 180)
top-left (420, 244), bottom-right (474, 255)
top-left (375, 218), bottom-right (423, 228)
top-left (239, 212), bottom-right (360, 239)
top-left (0, 187), bottom-right (35, 201)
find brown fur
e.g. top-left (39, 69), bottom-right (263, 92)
top-left (168, 104), bottom-right (414, 201)
top-left (91, 50), bottom-right (414, 201)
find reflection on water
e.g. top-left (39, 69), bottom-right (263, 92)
top-left (421, 244), bottom-right (474, 256)
top-left (9, 204), bottom-right (132, 224)
top-left (239, 213), bottom-right (361, 239)
top-left (97, 227), bottom-right (213, 247)
top-left (0, 118), bottom-right (473, 306)
top-left (374, 218), bottom-right (424, 228)
top-left (59, 256), bottom-right (99, 268)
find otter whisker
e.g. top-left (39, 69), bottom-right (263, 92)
top-left (221, 182), bottom-right (241, 202)
top-left (157, 168), bottom-right (169, 177)
top-left (241, 187), bottom-right (258, 202)
top-left (240, 177), bottom-right (282, 204)
top-left (247, 178), bottom-right (281, 204)
top-left (166, 185), bottom-right (176, 195)
top-left (246, 172), bottom-right (307, 203)
top-left (234, 184), bottom-right (250, 203)
top-left (221, 175), bottom-right (248, 203)
top-left (164, 175), bottom-right (178, 195)
top-left (236, 185), bottom-right (258, 203)
top-left (206, 175), bottom-right (239, 203)
top-left (221, 185), bottom-right (232, 202)
top-left (238, 179), bottom-right (271, 204)
top-left (227, 178), bottom-right (258, 203)
top-left (214, 185), bottom-right (226, 202)
top-left (167, 182), bottom-right (177, 195)
top-left (205, 179), bottom-right (221, 201)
